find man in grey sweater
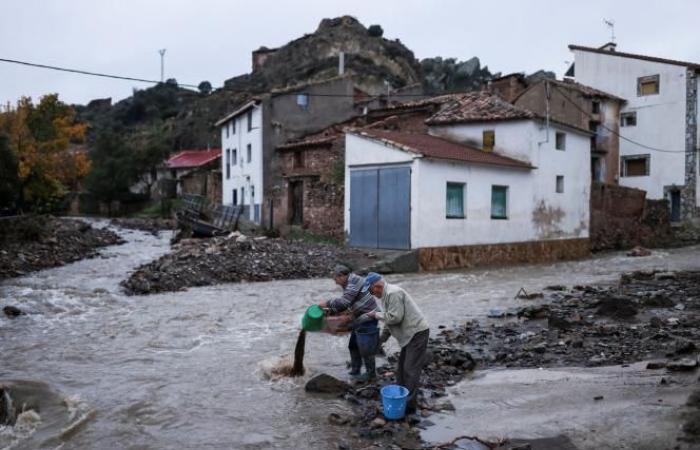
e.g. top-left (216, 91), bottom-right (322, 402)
top-left (363, 273), bottom-right (429, 413)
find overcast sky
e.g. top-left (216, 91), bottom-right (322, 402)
top-left (1, 0), bottom-right (699, 107)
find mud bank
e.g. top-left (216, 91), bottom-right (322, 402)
top-left (121, 233), bottom-right (377, 295)
top-left (0, 216), bottom-right (123, 280)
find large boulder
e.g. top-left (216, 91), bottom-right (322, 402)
top-left (305, 373), bottom-right (351, 394)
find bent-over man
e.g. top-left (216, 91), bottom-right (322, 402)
top-left (363, 272), bottom-right (429, 413)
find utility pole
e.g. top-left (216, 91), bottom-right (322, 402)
top-left (158, 49), bottom-right (166, 82)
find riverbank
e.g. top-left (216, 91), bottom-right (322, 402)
top-left (121, 232), bottom-right (379, 295)
top-left (0, 216), bottom-right (123, 280)
top-left (322, 269), bottom-right (700, 449)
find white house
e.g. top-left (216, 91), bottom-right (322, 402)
top-left (568, 42), bottom-right (700, 221)
top-left (215, 100), bottom-right (264, 224)
top-left (344, 92), bottom-right (592, 270)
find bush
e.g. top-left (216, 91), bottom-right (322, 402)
top-left (368, 24), bottom-right (384, 37)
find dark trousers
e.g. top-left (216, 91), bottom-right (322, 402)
top-left (348, 320), bottom-right (378, 375)
top-left (397, 329), bottom-right (429, 410)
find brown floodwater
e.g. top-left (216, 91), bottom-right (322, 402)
top-left (2, 219), bottom-right (700, 449)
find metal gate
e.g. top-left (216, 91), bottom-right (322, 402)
top-left (349, 167), bottom-right (410, 249)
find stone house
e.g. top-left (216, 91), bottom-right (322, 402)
top-left (567, 42), bottom-right (700, 221)
top-left (272, 95), bottom-right (456, 239)
top-left (215, 75), bottom-right (388, 226)
top-left (344, 92), bottom-right (594, 270)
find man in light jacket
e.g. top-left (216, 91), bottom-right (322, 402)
top-left (363, 272), bottom-right (429, 413)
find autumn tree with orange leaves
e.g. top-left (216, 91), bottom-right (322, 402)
top-left (0, 94), bottom-right (90, 211)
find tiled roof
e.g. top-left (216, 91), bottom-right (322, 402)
top-left (569, 45), bottom-right (700, 70)
top-left (166, 149), bottom-right (221, 169)
top-left (382, 93), bottom-right (466, 111)
top-left (277, 135), bottom-right (337, 150)
top-left (354, 130), bottom-right (534, 170)
top-left (425, 91), bottom-right (537, 125)
top-left (549, 79), bottom-right (625, 101)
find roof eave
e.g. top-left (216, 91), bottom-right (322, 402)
top-left (215, 100), bottom-right (260, 127)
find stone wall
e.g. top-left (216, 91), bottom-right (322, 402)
top-left (590, 182), bottom-right (673, 250)
top-left (683, 68), bottom-right (698, 219)
top-left (418, 238), bottom-right (590, 271)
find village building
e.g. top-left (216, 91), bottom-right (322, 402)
top-left (567, 42), bottom-right (700, 221)
top-left (344, 92), bottom-right (593, 270)
top-left (216, 75), bottom-right (387, 226)
top-left (158, 149), bottom-right (222, 204)
top-left (273, 95), bottom-right (455, 239)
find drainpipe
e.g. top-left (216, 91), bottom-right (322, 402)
top-left (538, 80), bottom-right (551, 145)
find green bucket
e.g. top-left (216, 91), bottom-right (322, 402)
top-left (301, 305), bottom-right (325, 332)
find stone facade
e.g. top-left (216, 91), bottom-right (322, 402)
top-left (683, 68), bottom-right (698, 220)
top-left (418, 238), bottom-right (590, 271)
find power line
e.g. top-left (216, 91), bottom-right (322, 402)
top-left (0, 57), bottom-right (199, 89)
top-left (551, 82), bottom-right (689, 154)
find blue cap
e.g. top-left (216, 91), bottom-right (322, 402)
top-left (361, 272), bottom-right (383, 293)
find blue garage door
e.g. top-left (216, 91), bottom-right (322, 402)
top-left (349, 167), bottom-right (410, 250)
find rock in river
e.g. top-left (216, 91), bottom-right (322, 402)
top-left (305, 373), bottom-right (351, 394)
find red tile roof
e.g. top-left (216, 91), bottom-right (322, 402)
top-left (425, 91), bottom-right (537, 125)
top-left (569, 45), bottom-right (700, 70)
top-left (166, 149), bottom-right (221, 169)
top-left (354, 130), bottom-right (534, 170)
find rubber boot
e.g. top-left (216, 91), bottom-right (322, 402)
top-left (348, 348), bottom-right (362, 376)
top-left (363, 355), bottom-right (377, 381)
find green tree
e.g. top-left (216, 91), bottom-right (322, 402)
top-left (85, 130), bottom-right (138, 207)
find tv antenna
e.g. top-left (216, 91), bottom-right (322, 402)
top-left (158, 49), bottom-right (166, 82)
top-left (603, 19), bottom-right (616, 43)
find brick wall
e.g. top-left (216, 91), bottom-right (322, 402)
top-left (590, 182), bottom-right (673, 250)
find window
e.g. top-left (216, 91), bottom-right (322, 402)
top-left (483, 130), bottom-right (495, 152)
top-left (491, 185), bottom-right (508, 219)
top-left (620, 112), bottom-right (637, 127)
top-left (225, 149), bottom-right (231, 179)
top-left (591, 100), bottom-right (600, 114)
top-left (621, 154), bottom-right (650, 177)
top-left (446, 183), bottom-right (465, 218)
top-left (232, 189), bottom-right (238, 206)
top-left (232, 148), bottom-right (237, 165)
top-left (251, 185), bottom-right (255, 200)
top-left (247, 110), bottom-right (253, 131)
top-left (293, 151), bottom-right (304, 168)
top-left (232, 119), bottom-right (236, 135)
top-left (588, 120), bottom-right (599, 132)
top-left (555, 132), bottom-right (566, 150)
top-left (225, 123), bottom-right (230, 138)
top-left (556, 175), bottom-right (564, 193)
top-left (296, 93), bottom-right (309, 110)
top-left (637, 75), bottom-right (659, 96)
top-left (247, 144), bottom-right (252, 163)
top-left (240, 187), bottom-right (245, 205)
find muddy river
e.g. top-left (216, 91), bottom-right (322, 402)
top-left (2, 221), bottom-right (699, 449)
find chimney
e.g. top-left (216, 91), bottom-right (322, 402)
top-left (338, 51), bottom-right (345, 75)
top-left (600, 42), bottom-right (617, 52)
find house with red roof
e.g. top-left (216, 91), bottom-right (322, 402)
top-left (159, 149), bottom-right (221, 201)
top-left (344, 92), bottom-right (593, 270)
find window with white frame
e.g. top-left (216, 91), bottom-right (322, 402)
top-left (638, 75), bottom-right (659, 96)
top-left (232, 148), bottom-right (237, 165)
top-left (621, 154), bottom-right (650, 177)
top-left (247, 110), bottom-right (253, 131)
top-left (620, 112), bottom-right (637, 127)
top-left (225, 149), bottom-right (231, 179)
top-left (247, 144), bottom-right (252, 163)
top-left (446, 182), bottom-right (465, 218)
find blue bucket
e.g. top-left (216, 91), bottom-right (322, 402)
top-left (381, 384), bottom-right (409, 420)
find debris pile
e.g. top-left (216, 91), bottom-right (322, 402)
top-left (122, 233), bottom-right (361, 295)
top-left (0, 216), bottom-right (123, 279)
